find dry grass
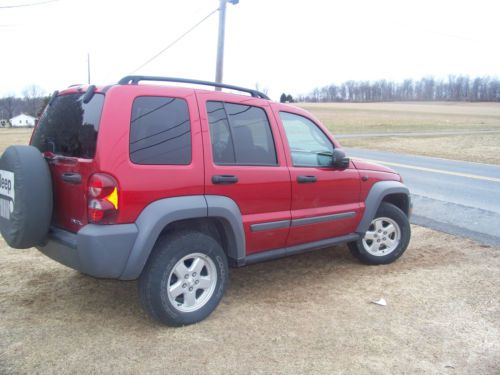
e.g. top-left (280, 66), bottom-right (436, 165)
top-left (299, 102), bottom-right (500, 134)
top-left (341, 133), bottom-right (500, 165)
top-left (0, 227), bottom-right (499, 374)
top-left (0, 128), bottom-right (32, 154)
top-left (1, 113), bottom-right (499, 373)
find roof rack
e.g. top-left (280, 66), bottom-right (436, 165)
top-left (118, 75), bottom-right (270, 100)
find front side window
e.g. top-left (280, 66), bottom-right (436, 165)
top-left (279, 112), bottom-right (334, 167)
top-left (130, 96), bottom-right (191, 165)
top-left (207, 101), bottom-right (277, 166)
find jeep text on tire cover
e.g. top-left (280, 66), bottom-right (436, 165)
top-left (0, 170), bottom-right (14, 199)
top-left (0, 76), bottom-right (411, 326)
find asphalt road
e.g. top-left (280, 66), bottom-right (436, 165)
top-left (346, 148), bottom-right (500, 246)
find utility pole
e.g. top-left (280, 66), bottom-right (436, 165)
top-left (215, 0), bottom-right (238, 89)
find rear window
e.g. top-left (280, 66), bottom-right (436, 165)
top-left (31, 93), bottom-right (104, 158)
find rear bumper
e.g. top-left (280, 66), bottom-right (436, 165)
top-left (36, 224), bottom-right (138, 279)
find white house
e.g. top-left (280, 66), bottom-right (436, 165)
top-left (10, 114), bottom-right (36, 127)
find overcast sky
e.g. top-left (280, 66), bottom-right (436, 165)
top-left (1, 0), bottom-right (499, 100)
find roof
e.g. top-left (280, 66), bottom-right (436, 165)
top-left (10, 114), bottom-right (36, 121)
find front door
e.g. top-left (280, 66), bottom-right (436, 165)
top-left (275, 108), bottom-right (362, 247)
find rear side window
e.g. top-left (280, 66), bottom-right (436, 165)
top-left (207, 101), bottom-right (277, 166)
top-left (32, 93), bottom-right (104, 158)
top-left (130, 96), bottom-right (191, 165)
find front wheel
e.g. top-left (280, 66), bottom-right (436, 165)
top-left (349, 202), bottom-right (411, 265)
top-left (138, 230), bottom-right (228, 326)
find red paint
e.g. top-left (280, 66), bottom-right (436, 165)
top-left (269, 103), bottom-right (362, 246)
top-left (197, 91), bottom-right (291, 253)
top-left (48, 157), bottom-right (95, 232)
top-left (32, 83), bottom-right (401, 256)
top-left (351, 159), bottom-right (397, 174)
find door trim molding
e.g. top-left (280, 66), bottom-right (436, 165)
top-left (291, 211), bottom-right (356, 227)
top-left (250, 219), bottom-right (290, 232)
top-left (250, 211), bottom-right (356, 232)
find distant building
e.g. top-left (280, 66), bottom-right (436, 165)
top-left (10, 114), bottom-right (36, 127)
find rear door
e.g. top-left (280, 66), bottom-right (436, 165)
top-left (31, 92), bottom-right (104, 232)
top-left (197, 92), bottom-right (291, 255)
top-left (272, 105), bottom-right (362, 247)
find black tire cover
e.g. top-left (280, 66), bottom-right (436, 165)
top-left (0, 145), bottom-right (53, 249)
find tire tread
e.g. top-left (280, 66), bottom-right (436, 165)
top-left (138, 230), bottom-right (228, 326)
top-left (349, 202), bottom-right (411, 265)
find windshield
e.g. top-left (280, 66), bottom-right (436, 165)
top-left (31, 93), bottom-right (104, 158)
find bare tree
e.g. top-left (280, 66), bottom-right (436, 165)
top-left (302, 76), bottom-right (500, 103)
top-left (0, 96), bottom-right (18, 120)
top-left (22, 85), bottom-right (46, 117)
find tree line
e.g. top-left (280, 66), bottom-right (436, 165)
top-left (298, 76), bottom-right (500, 103)
top-left (1, 76), bottom-right (499, 123)
top-left (0, 85), bottom-right (48, 123)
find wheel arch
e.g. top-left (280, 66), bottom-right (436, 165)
top-left (159, 216), bottom-right (242, 266)
top-left (356, 181), bottom-right (411, 235)
top-left (382, 193), bottom-right (410, 216)
top-left (119, 195), bottom-right (245, 280)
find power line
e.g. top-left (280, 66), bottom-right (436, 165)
top-left (130, 7), bottom-right (219, 74)
top-left (0, 0), bottom-right (59, 9)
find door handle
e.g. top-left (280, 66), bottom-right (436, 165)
top-left (297, 175), bottom-right (317, 183)
top-left (61, 172), bottom-right (82, 185)
top-left (212, 175), bottom-right (238, 184)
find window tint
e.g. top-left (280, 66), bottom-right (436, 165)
top-left (279, 112), bottom-right (334, 167)
top-left (207, 101), bottom-right (277, 166)
top-left (32, 93), bottom-right (104, 158)
top-left (130, 96), bottom-right (191, 165)
top-left (207, 102), bottom-right (236, 164)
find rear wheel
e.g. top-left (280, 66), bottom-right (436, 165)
top-left (138, 230), bottom-right (228, 326)
top-left (349, 202), bottom-right (410, 265)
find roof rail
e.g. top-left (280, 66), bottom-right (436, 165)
top-left (118, 75), bottom-right (270, 100)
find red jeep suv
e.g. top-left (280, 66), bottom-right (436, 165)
top-left (0, 76), bottom-right (411, 326)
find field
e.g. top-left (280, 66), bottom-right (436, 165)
top-left (1, 227), bottom-right (499, 374)
top-left (299, 102), bottom-right (500, 164)
top-left (298, 102), bottom-right (500, 133)
top-left (0, 128), bottom-right (32, 153)
top-left (340, 134), bottom-right (500, 165)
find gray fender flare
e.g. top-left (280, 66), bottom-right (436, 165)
top-left (119, 195), bottom-right (245, 280)
top-left (205, 195), bottom-right (246, 264)
top-left (356, 181), bottom-right (410, 234)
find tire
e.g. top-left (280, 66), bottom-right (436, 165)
top-left (138, 230), bottom-right (228, 326)
top-left (348, 202), bottom-right (410, 265)
top-left (0, 145), bottom-right (53, 249)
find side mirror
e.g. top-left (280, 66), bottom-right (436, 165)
top-left (332, 149), bottom-right (350, 169)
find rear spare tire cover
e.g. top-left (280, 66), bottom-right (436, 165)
top-left (0, 145), bottom-right (53, 249)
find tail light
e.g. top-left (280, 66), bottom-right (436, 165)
top-left (88, 173), bottom-right (119, 224)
